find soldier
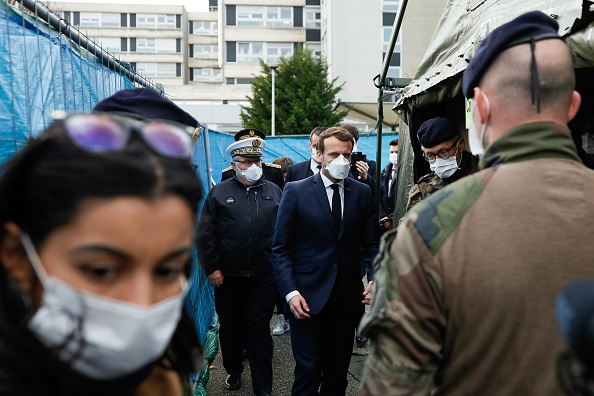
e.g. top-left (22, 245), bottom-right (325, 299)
top-left (221, 129), bottom-right (284, 190)
top-left (359, 11), bottom-right (594, 396)
top-left (406, 117), bottom-right (479, 211)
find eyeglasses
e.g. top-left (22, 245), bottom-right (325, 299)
top-left (233, 159), bottom-right (262, 166)
top-left (51, 112), bottom-right (195, 159)
top-left (422, 138), bottom-right (461, 163)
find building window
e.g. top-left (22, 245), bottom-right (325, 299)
top-left (383, 27), bottom-right (401, 52)
top-left (98, 37), bottom-right (121, 52)
top-left (305, 7), bottom-right (321, 28)
top-left (238, 42), bottom-right (292, 64)
top-left (192, 21), bottom-right (218, 35)
top-left (192, 44), bottom-right (218, 59)
top-left (137, 14), bottom-right (176, 29)
top-left (79, 12), bottom-right (120, 27)
top-left (383, 0), bottom-right (400, 12)
top-left (237, 6), bottom-right (293, 28)
top-left (305, 43), bottom-right (321, 58)
top-left (134, 38), bottom-right (177, 53)
top-left (192, 68), bottom-right (222, 82)
top-left (135, 62), bottom-right (177, 77)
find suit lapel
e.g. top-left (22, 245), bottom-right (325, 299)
top-left (312, 173), bottom-right (335, 232)
top-left (306, 159), bottom-right (314, 177)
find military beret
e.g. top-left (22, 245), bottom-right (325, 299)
top-left (234, 128), bottom-right (266, 141)
top-left (226, 137), bottom-right (265, 157)
top-left (417, 118), bottom-right (460, 148)
top-left (463, 11), bottom-right (561, 98)
top-left (93, 88), bottom-right (200, 128)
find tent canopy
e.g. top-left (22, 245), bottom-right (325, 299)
top-left (334, 101), bottom-right (400, 130)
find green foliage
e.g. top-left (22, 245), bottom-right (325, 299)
top-left (240, 47), bottom-right (349, 136)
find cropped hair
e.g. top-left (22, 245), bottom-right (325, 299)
top-left (317, 127), bottom-right (354, 154)
top-left (339, 124), bottom-right (360, 142)
top-left (389, 139), bottom-right (399, 146)
top-left (310, 127), bottom-right (327, 141)
top-left (272, 156), bottom-right (294, 172)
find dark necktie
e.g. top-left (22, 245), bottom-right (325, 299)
top-left (330, 184), bottom-right (341, 232)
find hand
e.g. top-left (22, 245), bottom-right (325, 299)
top-left (208, 270), bottom-right (224, 288)
top-left (355, 161), bottom-right (369, 181)
top-left (362, 281), bottom-right (374, 305)
top-left (289, 294), bottom-right (310, 319)
top-left (383, 220), bottom-right (393, 230)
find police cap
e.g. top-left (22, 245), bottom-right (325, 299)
top-left (234, 128), bottom-right (266, 141)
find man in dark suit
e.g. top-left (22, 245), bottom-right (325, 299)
top-left (379, 138), bottom-right (399, 231)
top-left (285, 126), bottom-right (327, 182)
top-left (221, 129), bottom-right (285, 190)
top-left (339, 124), bottom-right (377, 192)
top-left (272, 127), bottom-right (380, 395)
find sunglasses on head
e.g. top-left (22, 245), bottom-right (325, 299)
top-left (50, 111), bottom-right (196, 160)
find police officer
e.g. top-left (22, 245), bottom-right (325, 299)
top-left (196, 136), bottom-right (281, 396)
top-left (221, 129), bottom-right (284, 190)
top-left (406, 117), bottom-right (479, 211)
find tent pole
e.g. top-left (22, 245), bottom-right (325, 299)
top-left (375, 0), bottom-right (408, 206)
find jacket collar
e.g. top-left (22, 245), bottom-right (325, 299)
top-left (481, 121), bottom-right (581, 169)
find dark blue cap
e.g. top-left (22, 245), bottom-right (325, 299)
top-left (93, 88), bottom-right (199, 128)
top-left (234, 128), bottom-right (266, 141)
top-left (463, 11), bottom-right (561, 98)
top-left (417, 118), bottom-right (460, 148)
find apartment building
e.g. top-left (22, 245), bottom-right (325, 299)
top-left (49, 0), bottom-right (439, 132)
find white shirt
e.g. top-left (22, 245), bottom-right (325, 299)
top-left (310, 158), bottom-right (321, 175)
top-left (285, 171), bottom-right (344, 303)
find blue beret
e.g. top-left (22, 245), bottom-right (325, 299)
top-left (93, 88), bottom-right (199, 128)
top-left (417, 118), bottom-right (460, 148)
top-left (463, 11), bottom-right (561, 98)
top-left (234, 128), bottom-right (266, 141)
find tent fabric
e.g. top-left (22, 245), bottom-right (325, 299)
top-left (334, 101), bottom-right (401, 130)
top-left (0, 1), bottom-right (133, 163)
top-left (395, 0), bottom-right (589, 116)
top-left (195, 129), bottom-right (400, 187)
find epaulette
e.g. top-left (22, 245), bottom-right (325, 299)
top-left (416, 172), bottom-right (435, 184)
top-left (264, 162), bottom-right (281, 169)
top-left (222, 166), bottom-right (233, 172)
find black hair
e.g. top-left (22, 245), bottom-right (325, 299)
top-left (0, 121), bottom-right (202, 246)
top-left (389, 139), bottom-right (399, 146)
top-left (0, 118), bottom-right (204, 380)
top-left (339, 124), bottom-right (360, 142)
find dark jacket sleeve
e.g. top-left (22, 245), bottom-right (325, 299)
top-left (271, 182), bottom-right (299, 298)
top-left (196, 188), bottom-right (221, 276)
top-left (362, 186), bottom-right (381, 280)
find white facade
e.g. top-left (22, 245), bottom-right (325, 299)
top-left (47, 0), bottom-right (430, 132)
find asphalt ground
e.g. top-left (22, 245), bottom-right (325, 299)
top-left (205, 313), bottom-right (369, 396)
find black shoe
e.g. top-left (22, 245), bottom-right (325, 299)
top-left (225, 374), bottom-right (241, 390)
top-left (255, 391), bottom-right (272, 396)
top-left (356, 336), bottom-right (369, 347)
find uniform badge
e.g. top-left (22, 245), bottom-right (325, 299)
top-left (249, 130), bottom-right (255, 137)
top-left (252, 139), bottom-right (261, 147)
top-left (263, 196), bottom-right (272, 200)
top-left (226, 197), bottom-right (235, 205)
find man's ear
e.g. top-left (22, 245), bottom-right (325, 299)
top-left (459, 138), bottom-right (466, 151)
top-left (568, 90), bottom-right (582, 123)
top-left (473, 88), bottom-right (490, 124)
top-left (0, 222), bottom-right (33, 293)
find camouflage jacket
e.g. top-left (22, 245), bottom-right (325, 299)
top-left (405, 151), bottom-right (479, 212)
top-left (359, 122), bottom-right (594, 396)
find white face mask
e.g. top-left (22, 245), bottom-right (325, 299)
top-left (430, 155), bottom-right (459, 179)
top-left (241, 163), bottom-right (263, 182)
top-left (325, 154), bottom-right (350, 180)
top-left (468, 91), bottom-right (491, 158)
top-left (311, 147), bottom-right (320, 163)
top-left (21, 233), bottom-right (187, 380)
top-left (389, 153), bottom-right (398, 166)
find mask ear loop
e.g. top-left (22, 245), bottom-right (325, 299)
top-left (479, 91), bottom-right (491, 149)
top-left (21, 233), bottom-right (87, 364)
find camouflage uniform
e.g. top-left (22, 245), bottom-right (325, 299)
top-left (359, 122), bottom-right (594, 395)
top-left (406, 151), bottom-right (479, 212)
